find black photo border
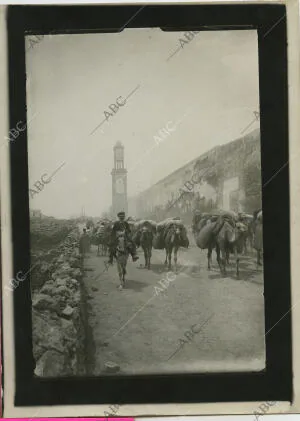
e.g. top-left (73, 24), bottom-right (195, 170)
top-left (6, 4), bottom-right (292, 408)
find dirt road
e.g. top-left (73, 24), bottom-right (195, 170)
top-left (83, 243), bottom-right (265, 375)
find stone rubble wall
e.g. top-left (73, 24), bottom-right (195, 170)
top-left (31, 226), bottom-right (87, 377)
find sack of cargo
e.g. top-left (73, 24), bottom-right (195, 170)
top-left (196, 217), bottom-right (210, 233)
top-left (147, 220), bottom-right (157, 230)
top-left (138, 220), bottom-right (157, 231)
top-left (171, 219), bottom-right (184, 227)
top-left (196, 222), bottom-right (216, 249)
top-left (163, 219), bottom-right (185, 233)
top-left (157, 218), bottom-right (177, 231)
top-left (156, 221), bottom-right (167, 233)
top-left (153, 232), bottom-right (165, 249)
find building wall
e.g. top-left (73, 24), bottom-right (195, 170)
top-left (131, 129), bottom-right (260, 219)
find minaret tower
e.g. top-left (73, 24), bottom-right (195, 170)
top-left (111, 142), bottom-right (128, 216)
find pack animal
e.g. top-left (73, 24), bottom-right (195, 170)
top-left (253, 210), bottom-right (263, 267)
top-left (214, 220), bottom-right (247, 278)
top-left (164, 225), bottom-right (188, 272)
top-left (115, 231), bottom-right (129, 290)
top-left (195, 213), bottom-right (246, 278)
top-left (140, 227), bottom-right (154, 269)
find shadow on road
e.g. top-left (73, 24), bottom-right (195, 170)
top-left (124, 278), bottom-right (149, 292)
top-left (141, 263), bottom-right (166, 275)
top-left (207, 260), bottom-right (263, 283)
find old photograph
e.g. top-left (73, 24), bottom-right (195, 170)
top-left (25, 28), bottom-right (265, 377)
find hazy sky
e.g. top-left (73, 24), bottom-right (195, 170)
top-left (26, 28), bottom-right (259, 218)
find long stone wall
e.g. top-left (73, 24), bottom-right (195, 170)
top-left (31, 227), bottom-right (87, 376)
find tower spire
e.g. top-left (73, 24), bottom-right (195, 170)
top-left (111, 142), bottom-right (128, 216)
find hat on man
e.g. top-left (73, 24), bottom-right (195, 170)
top-left (117, 211), bottom-right (125, 217)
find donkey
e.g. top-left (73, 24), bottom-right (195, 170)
top-left (115, 231), bottom-right (129, 290)
top-left (164, 225), bottom-right (186, 272)
top-left (140, 227), bottom-right (154, 269)
top-left (214, 221), bottom-right (247, 278)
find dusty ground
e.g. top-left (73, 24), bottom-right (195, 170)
top-left (83, 241), bottom-right (265, 375)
